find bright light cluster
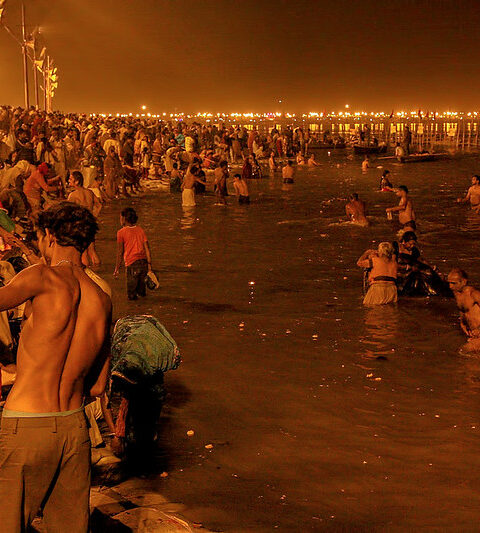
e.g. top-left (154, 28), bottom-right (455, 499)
top-left (88, 110), bottom-right (479, 121)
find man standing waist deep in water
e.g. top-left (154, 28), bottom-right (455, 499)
top-left (0, 202), bottom-right (112, 533)
top-left (448, 268), bottom-right (480, 353)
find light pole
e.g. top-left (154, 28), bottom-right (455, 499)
top-left (21, 1), bottom-right (29, 108)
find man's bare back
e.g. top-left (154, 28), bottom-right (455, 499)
top-left (282, 164), bottom-right (295, 179)
top-left (0, 202), bottom-right (111, 532)
top-left (67, 187), bottom-right (97, 213)
top-left (346, 196), bottom-right (368, 226)
top-left (183, 169), bottom-right (196, 190)
top-left (3, 262), bottom-right (111, 413)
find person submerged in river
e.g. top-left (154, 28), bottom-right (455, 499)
top-left (357, 242), bottom-right (398, 306)
top-left (386, 185), bottom-right (416, 230)
top-left (307, 153), bottom-right (319, 167)
top-left (448, 268), bottom-right (480, 353)
top-left (345, 193), bottom-right (368, 226)
top-left (457, 174), bottom-right (480, 213)
top-left (379, 170), bottom-right (393, 191)
top-left (296, 152), bottom-right (306, 165)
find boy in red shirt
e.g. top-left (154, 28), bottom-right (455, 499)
top-left (114, 207), bottom-right (152, 300)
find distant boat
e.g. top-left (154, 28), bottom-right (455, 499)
top-left (399, 152), bottom-right (450, 163)
top-left (309, 142), bottom-right (346, 150)
top-left (378, 152), bottom-right (451, 163)
top-left (353, 145), bottom-right (388, 155)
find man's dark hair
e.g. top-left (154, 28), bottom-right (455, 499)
top-left (401, 231), bottom-right (417, 243)
top-left (36, 202), bottom-right (98, 253)
top-left (350, 193), bottom-right (359, 201)
top-left (399, 185), bottom-right (409, 193)
top-left (71, 170), bottom-right (84, 187)
top-left (220, 160), bottom-right (228, 168)
top-left (233, 173), bottom-right (241, 179)
top-left (450, 267), bottom-right (468, 280)
top-left (121, 207), bottom-right (138, 224)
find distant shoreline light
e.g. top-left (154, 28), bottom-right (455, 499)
top-left (87, 110), bottom-right (478, 120)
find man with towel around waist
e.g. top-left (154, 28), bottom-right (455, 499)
top-left (0, 202), bottom-right (112, 533)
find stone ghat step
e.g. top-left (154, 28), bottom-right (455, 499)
top-left (32, 479), bottom-right (215, 532)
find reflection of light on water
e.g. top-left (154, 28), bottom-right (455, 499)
top-left (461, 211), bottom-right (480, 233)
top-left (181, 207), bottom-right (196, 230)
top-left (360, 305), bottom-right (399, 359)
top-left (248, 281), bottom-right (256, 305)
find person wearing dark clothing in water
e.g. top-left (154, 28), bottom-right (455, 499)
top-left (396, 231), bottom-right (451, 297)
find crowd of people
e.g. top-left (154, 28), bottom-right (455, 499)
top-left (0, 104), bottom-right (479, 531)
top-left (0, 105), bottom-right (336, 212)
top-left (353, 166), bottom-right (480, 353)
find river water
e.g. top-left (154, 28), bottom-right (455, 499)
top-left (97, 152), bottom-right (480, 532)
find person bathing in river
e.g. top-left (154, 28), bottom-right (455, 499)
top-left (214, 160), bottom-right (229, 206)
top-left (308, 153), bottom-right (319, 167)
top-left (395, 142), bottom-right (405, 161)
top-left (233, 174), bottom-right (250, 204)
top-left (448, 268), bottom-right (480, 353)
top-left (457, 174), bottom-right (480, 213)
top-left (386, 185), bottom-right (416, 231)
top-left (357, 242), bottom-right (398, 306)
top-left (361, 156), bottom-right (370, 173)
top-left (296, 152), bottom-right (306, 165)
top-left (379, 170), bottom-right (393, 191)
top-left (396, 231), bottom-right (451, 297)
top-left (282, 160), bottom-right (295, 183)
top-left (268, 152), bottom-right (277, 172)
top-left (345, 193), bottom-right (368, 226)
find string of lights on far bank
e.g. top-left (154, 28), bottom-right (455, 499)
top-left (88, 109), bottom-right (478, 121)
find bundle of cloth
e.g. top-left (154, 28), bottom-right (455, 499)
top-left (110, 315), bottom-right (181, 469)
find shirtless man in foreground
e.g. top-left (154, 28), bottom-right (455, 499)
top-left (448, 268), bottom-right (480, 353)
top-left (386, 185), bottom-right (416, 231)
top-left (457, 174), bottom-right (480, 213)
top-left (0, 202), bottom-right (112, 532)
top-left (345, 193), bottom-right (369, 226)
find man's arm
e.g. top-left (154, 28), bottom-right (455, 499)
top-left (36, 173), bottom-right (59, 193)
top-left (357, 250), bottom-right (375, 268)
top-left (387, 198), bottom-right (406, 213)
top-left (457, 188), bottom-right (471, 203)
top-left (0, 264), bottom-right (43, 311)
